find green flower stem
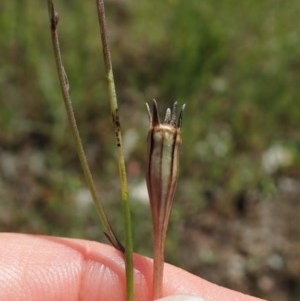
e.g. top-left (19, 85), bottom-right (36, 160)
top-left (95, 1), bottom-right (134, 301)
top-left (47, 0), bottom-right (123, 251)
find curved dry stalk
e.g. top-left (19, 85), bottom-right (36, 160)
top-left (146, 100), bottom-right (185, 299)
top-left (47, 0), bottom-right (123, 251)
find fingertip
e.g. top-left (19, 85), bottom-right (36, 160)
top-left (0, 234), bottom-right (266, 301)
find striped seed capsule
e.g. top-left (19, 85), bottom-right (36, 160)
top-left (146, 99), bottom-right (185, 299)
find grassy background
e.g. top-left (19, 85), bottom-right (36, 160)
top-left (1, 0), bottom-right (300, 300)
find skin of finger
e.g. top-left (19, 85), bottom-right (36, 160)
top-left (0, 233), bottom-right (266, 301)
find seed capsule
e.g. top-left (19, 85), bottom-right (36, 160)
top-left (146, 99), bottom-right (185, 299)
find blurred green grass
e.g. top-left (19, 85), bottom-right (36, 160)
top-left (0, 0), bottom-right (300, 300)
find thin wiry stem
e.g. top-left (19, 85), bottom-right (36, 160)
top-left (95, 1), bottom-right (134, 301)
top-left (47, 0), bottom-right (123, 252)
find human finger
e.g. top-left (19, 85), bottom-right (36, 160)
top-left (0, 233), bottom-right (265, 301)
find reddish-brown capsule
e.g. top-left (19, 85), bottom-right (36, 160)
top-left (146, 99), bottom-right (185, 299)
